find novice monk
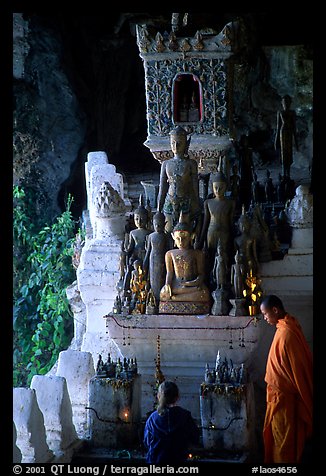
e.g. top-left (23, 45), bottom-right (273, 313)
top-left (260, 295), bottom-right (313, 464)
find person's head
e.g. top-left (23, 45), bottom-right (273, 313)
top-left (260, 294), bottom-right (286, 326)
top-left (157, 380), bottom-right (179, 415)
top-left (153, 211), bottom-right (165, 233)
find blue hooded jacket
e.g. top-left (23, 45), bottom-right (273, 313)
top-left (143, 406), bottom-right (200, 464)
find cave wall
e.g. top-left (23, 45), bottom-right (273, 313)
top-left (232, 42), bottom-right (312, 170)
top-left (13, 12), bottom-right (313, 222)
top-left (13, 13), bottom-right (87, 219)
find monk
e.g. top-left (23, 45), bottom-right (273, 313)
top-left (260, 295), bottom-right (313, 464)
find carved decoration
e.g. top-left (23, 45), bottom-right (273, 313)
top-left (145, 58), bottom-right (228, 137)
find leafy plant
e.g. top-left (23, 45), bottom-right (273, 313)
top-left (13, 186), bottom-right (78, 387)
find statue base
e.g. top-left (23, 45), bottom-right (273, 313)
top-left (229, 298), bottom-right (248, 317)
top-left (159, 300), bottom-right (211, 315)
top-left (211, 288), bottom-right (230, 316)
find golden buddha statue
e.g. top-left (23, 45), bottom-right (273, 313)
top-left (159, 213), bottom-right (211, 314)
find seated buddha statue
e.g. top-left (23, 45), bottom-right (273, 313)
top-left (159, 213), bottom-right (211, 314)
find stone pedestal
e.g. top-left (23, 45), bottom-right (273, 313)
top-left (229, 298), bottom-right (247, 317)
top-left (88, 375), bottom-right (142, 448)
top-left (56, 350), bottom-right (96, 437)
top-left (30, 375), bottom-right (78, 457)
top-left (13, 388), bottom-right (54, 463)
top-left (95, 214), bottom-right (127, 241)
top-left (211, 288), bottom-right (231, 316)
top-left (78, 240), bottom-right (123, 335)
top-left (13, 422), bottom-right (22, 463)
top-left (159, 300), bottom-right (211, 315)
top-left (200, 382), bottom-right (255, 452)
top-left (260, 229), bottom-right (312, 295)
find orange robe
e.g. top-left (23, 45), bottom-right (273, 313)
top-left (263, 314), bottom-right (313, 463)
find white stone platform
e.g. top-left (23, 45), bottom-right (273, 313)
top-left (103, 313), bottom-right (262, 420)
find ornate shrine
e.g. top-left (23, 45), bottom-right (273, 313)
top-left (135, 19), bottom-right (245, 173)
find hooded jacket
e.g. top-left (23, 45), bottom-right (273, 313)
top-left (143, 406), bottom-right (200, 464)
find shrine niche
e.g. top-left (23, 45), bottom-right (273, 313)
top-left (135, 20), bottom-right (239, 173)
top-left (173, 73), bottom-right (203, 124)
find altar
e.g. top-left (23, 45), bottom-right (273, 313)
top-left (103, 312), bottom-right (261, 420)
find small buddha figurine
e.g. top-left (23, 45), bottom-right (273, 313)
top-left (188, 91), bottom-right (200, 122)
top-left (130, 259), bottom-right (147, 313)
top-left (179, 95), bottom-right (189, 122)
top-left (251, 170), bottom-right (261, 204)
top-left (276, 173), bottom-right (286, 203)
top-left (229, 163), bottom-right (241, 203)
top-left (197, 169), bottom-right (235, 274)
top-left (212, 241), bottom-right (227, 290)
top-left (125, 195), bottom-right (151, 265)
top-left (274, 94), bottom-right (298, 179)
top-left (234, 206), bottom-right (259, 277)
top-left (230, 250), bottom-right (245, 299)
top-left (96, 355), bottom-right (106, 377)
top-left (123, 196), bottom-right (151, 296)
top-left (159, 213), bottom-right (210, 310)
top-left (264, 169), bottom-right (275, 203)
top-left (143, 211), bottom-right (171, 303)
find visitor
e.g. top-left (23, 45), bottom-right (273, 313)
top-left (143, 381), bottom-right (200, 464)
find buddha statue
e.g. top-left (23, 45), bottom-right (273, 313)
top-left (122, 197), bottom-right (151, 297)
top-left (234, 206), bottom-right (259, 277)
top-left (143, 211), bottom-right (171, 303)
top-left (157, 126), bottom-right (201, 236)
top-left (159, 213), bottom-right (211, 314)
top-left (124, 196), bottom-right (151, 266)
top-left (197, 169), bottom-right (235, 274)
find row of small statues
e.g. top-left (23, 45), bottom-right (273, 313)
top-left (114, 197), bottom-right (266, 316)
top-left (96, 353), bottom-right (138, 380)
top-left (204, 353), bottom-right (247, 385)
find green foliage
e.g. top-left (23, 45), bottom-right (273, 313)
top-left (13, 185), bottom-right (78, 387)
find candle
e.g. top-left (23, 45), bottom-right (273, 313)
top-left (215, 350), bottom-right (220, 370)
